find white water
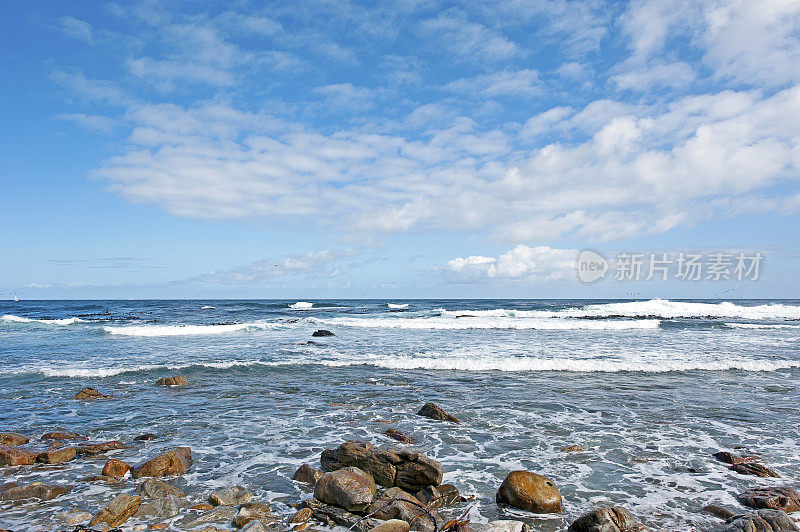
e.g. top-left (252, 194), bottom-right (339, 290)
top-left (102, 323), bottom-right (282, 337)
top-left (1, 314), bottom-right (84, 325)
top-left (313, 316), bottom-right (660, 330)
top-left (289, 301), bottom-right (313, 309)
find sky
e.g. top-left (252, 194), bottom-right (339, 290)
top-left (2, 0), bottom-right (800, 299)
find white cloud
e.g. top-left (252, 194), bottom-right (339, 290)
top-left (312, 83), bottom-right (375, 111)
top-left (55, 113), bottom-right (116, 134)
top-left (191, 249), bottom-right (355, 284)
top-left (58, 16), bottom-right (93, 43)
top-left (445, 245), bottom-right (577, 281)
top-left (611, 61), bottom-right (696, 90)
top-left (418, 14), bottom-right (521, 63)
top-left (445, 70), bottom-right (541, 97)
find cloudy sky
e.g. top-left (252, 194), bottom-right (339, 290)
top-left (2, 0), bottom-right (800, 299)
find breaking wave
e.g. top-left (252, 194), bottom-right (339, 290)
top-left (289, 302), bottom-right (314, 309)
top-left (1, 314), bottom-right (85, 325)
top-left (312, 316), bottom-right (659, 330)
top-left (102, 323), bottom-right (283, 337)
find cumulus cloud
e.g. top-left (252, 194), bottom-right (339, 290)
top-left (445, 70), bottom-right (541, 97)
top-left (191, 249), bottom-right (355, 284)
top-left (444, 245), bottom-right (578, 281)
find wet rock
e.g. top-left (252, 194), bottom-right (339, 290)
top-left (321, 441), bottom-right (443, 491)
top-left (415, 484), bottom-right (461, 508)
top-left (0, 445), bottom-right (37, 466)
top-left (370, 520), bottom-right (412, 532)
top-left (90, 493), bottom-right (142, 528)
top-left (58, 508), bottom-right (93, 525)
top-left (293, 463), bottom-right (324, 485)
top-left (191, 503), bottom-right (214, 511)
top-left (181, 506), bottom-right (237, 528)
top-left (81, 474), bottom-right (122, 483)
top-left (155, 375), bottom-right (188, 386)
top-left (367, 487), bottom-right (442, 532)
top-left (562, 445), bottom-right (585, 452)
top-left (383, 429), bottom-right (415, 444)
top-left (312, 329), bottom-right (334, 337)
top-left (567, 506), bottom-right (638, 531)
top-left (76, 440), bottom-right (125, 456)
top-left (496, 471), bottom-right (562, 514)
top-left (314, 466), bottom-right (377, 512)
top-left (103, 458), bottom-right (132, 478)
top-left (74, 387), bottom-right (111, 400)
top-left (304, 498), bottom-right (383, 532)
top-left (134, 495), bottom-right (183, 519)
top-left (232, 501), bottom-right (275, 528)
top-left (37, 446), bottom-right (77, 464)
top-left (242, 520), bottom-right (269, 532)
top-left (703, 505), bottom-right (737, 520)
top-left (417, 403), bottom-right (460, 424)
top-left (729, 463), bottom-right (779, 478)
top-left (737, 486), bottom-right (800, 512)
top-left (479, 521), bottom-right (531, 532)
top-left (133, 446), bottom-right (192, 478)
top-left (209, 485), bottom-right (254, 506)
top-left (290, 507), bottom-right (313, 527)
top-left (0, 483), bottom-right (72, 501)
top-left (42, 431), bottom-right (87, 441)
top-left (134, 433), bottom-right (159, 441)
top-left (136, 478), bottom-right (186, 499)
top-left (149, 524), bottom-right (168, 531)
top-left (713, 451), bottom-right (758, 465)
top-left (720, 509), bottom-right (799, 531)
top-left (0, 433), bottom-right (29, 446)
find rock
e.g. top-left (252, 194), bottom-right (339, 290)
top-left (58, 508), bottom-right (93, 525)
top-left (562, 445), bottom-right (585, 452)
top-left (321, 441), bottom-right (443, 491)
top-left (290, 507), bottom-right (313, 526)
top-left (133, 446), bottom-right (192, 478)
top-left (42, 431), bottom-right (87, 441)
top-left (136, 478), bottom-right (186, 499)
top-left (729, 463), bottom-right (779, 477)
top-left (703, 505), bottom-right (737, 520)
top-left (0, 483), bottom-right (72, 501)
top-left (367, 487), bottom-right (442, 532)
top-left (713, 451), bottom-right (758, 465)
top-left (134, 495), bottom-right (183, 519)
top-left (135, 433), bottom-right (159, 441)
top-left (232, 501), bottom-right (275, 528)
top-left (567, 506), bottom-right (638, 531)
top-left (76, 440), bottom-right (125, 455)
top-left (417, 403), bottom-right (460, 423)
top-left (293, 463), bottom-right (324, 485)
top-left (0, 433), bottom-right (29, 446)
top-left (496, 471), bottom-right (562, 514)
top-left (304, 499), bottom-right (383, 532)
top-left (90, 493), bottom-right (142, 528)
top-left (191, 503), bottom-right (214, 511)
top-left (415, 484), bottom-right (461, 508)
top-left (181, 506), bottom-right (237, 528)
top-left (74, 387), bottom-right (111, 400)
top-left (80, 475), bottom-right (122, 483)
top-left (312, 329), bottom-right (335, 337)
top-left (370, 520), bottom-right (412, 532)
top-left (720, 509), bottom-right (799, 531)
top-left (209, 485), bottom-right (254, 506)
top-left (155, 375), bottom-right (188, 386)
top-left (383, 428), bottom-right (415, 444)
top-left (737, 486), bottom-right (800, 512)
top-left (479, 521), bottom-right (531, 532)
top-left (149, 525), bottom-right (168, 531)
top-left (0, 445), bottom-right (37, 466)
top-left (314, 466), bottom-right (377, 512)
top-left (241, 520), bottom-right (269, 532)
top-left (103, 458), bottom-right (132, 478)
top-left (37, 446), bottom-right (77, 464)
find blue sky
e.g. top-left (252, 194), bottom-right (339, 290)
top-left (2, 0), bottom-right (799, 299)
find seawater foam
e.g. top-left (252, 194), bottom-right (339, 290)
top-left (0, 359), bottom-right (272, 378)
top-left (312, 316), bottom-right (660, 330)
top-left (102, 322), bottom-right (282, 337)
top-left (726, 323), bottom-right (800, 329)
top-left (1, 314), bottom-right (85, 325)
top-left (388, 303), bottom-right (410, 309)
top-left (289, 301), bottom-right (314, 309)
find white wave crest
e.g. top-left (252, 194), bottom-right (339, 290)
top-left (102, 322), bottom-right (281, 337)
top-left (201, 305), bottom-right (216, 309)
top-left (725, 323), bottom-right (800, 329)
top-left (388, 303), bottom-right (410, 309)
top-left (312, 316), bottom-right (660, 330)
top-left (1, 359), bottom-right (272, 378)
top-left (289, 302), bottom-right (313, 309)
top-left (2, 314), bottom-right (84, 325)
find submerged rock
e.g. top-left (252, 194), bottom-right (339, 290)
top-left (0, 483), bottom-right (72, 501)
top-left (181, 506), bottom-right (237, 528)
top-left (209, 485), bottom-right (254, 506)
top-left (103, 458), bottom-right (132, 478)
top-left (42, 431), bottom-right (87, 441)
top-left (58, 508), bottom-right (93, 526)
top-left (713, 451), bottom-right (758, 465)
top-left (155, 375), bottom-right (188, 386)
top-left (0, 433), bottom-right (29, 446)
top-left (134, 433), bottom-right (159, 441)
top-left (90, 493), bottom-right (142, 528)
top-left (232, 502), bottom-right (276, 528)
top-left (314, 466), bottom-right (377, 512)
top-left (37, 446), bottom-right (77, 464)
top-left (293, 463), bottom-right (324, 485)
top-left (737, 486), bottom-right (800, 512)
top-left (479, 521), bottom-right (531, 532)
top-left (383, 428), bottom-right (415, 444)
top-left (719, 509), bottom-right (799, 531)
top-left (76, 440), bottom-right (125, 456)
top-left (417, 402), bottom-right (460, 423)
top-left (312, 329), bottom-right (335, 337)
top-left (133, 447), bottom-right (192, 478)
top-left (729, 463), bottom-right (779, 478)
top-left (74, 387), bottom-right (111, 400)
top-left (133, 495), bottom-right (183, 519)
top-left (136, 478), bottom-right (186, 499)
top-left (562, 445), bottom-right (585, 453)
top-left (567, 506), bottom-right (639, 531)
top-left (703, 505), bottom-right (737, 520)
top-left (496, 471), bottom-right (562, 514)
top-left (0, 445), bottom-right (37, 467)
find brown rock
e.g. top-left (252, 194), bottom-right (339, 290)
top-left (42, 431), bottom-right (88, 441)
top-left (0, 483), bottom-right (72, 501)
top-left (133, 447), bottom-right (192, 478)
top-left (730, 463), bottom-right (779, 477)
top-left (703, 505), bottom-right (736, 520)
top-left (417, 403), bottom-right (460, 423)
top-left (181, 506), bottom-right (237, 528)
top-left (722, 509), bottom-right (799, 531)
top-left (149, 525), bottom-right (168, 531)
top-left (293, 463), bottom-right (324, 485)
top-left (314, 466), bottom-right (377, 512)
top-left (383, 428), bottom-right (415, 444)
top-left (290, 507), bottom-right (313, 525)
top-left (367, 487), bottom-right (442, 531)
top-left (137, 478), bottom-right (186, 499)
top-left (103, 458), bottom-right (132, 478)
top-left (134, 494), bottom-right (183, 519)
top-left (76, 440), bottom-right (125, 455)
top-left (134, 433), bottom-right (159, 441)
top-left (370, 521), bottom-right (411, 532)
top-left (567, 506), bottom-right (638, 531)
top-left (232, 501), bottom-right (275, 528)
top-left (37, 446), bottom-right (77, 464)
top-left (191, 503), bottom-right (214, 511)
top-left (0, 445), bottom-right (37, 467)
top-left (0, 433), bottom-right (29, 446)
top-left (305, 499), bottom-right (383, 531)
top-left (561, 445), bottom-right (585, 452)
top-left (713, 451), bottom-right (759, 465)
top-left (74, 387), bottom-right (111, 400)
top-left (80, 475), bottom-right (121, 483)
top-left (496, 471), bottom-right (562, 514)
top-left (90, 493), bottom-right (142, 528)
top-left (415, 484), bottom-right (461, 508)
top-left (209, 485), bottom-right (254, 506)
top-left (155, 375), bottom-right (188, 386)
top-left (737, 486), bottom-right (800, 512)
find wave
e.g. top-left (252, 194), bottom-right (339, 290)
top-left (1, 314), bottom-right (85, 325)
top-left (1, 360), bottom-right (272, 378)
top-left (102, 322), bottom-right (282, 337)
top-left (289, 302), bottom-right (313, 310)
top-left (201, 305), bottom-right (216, 310)
top-left (312, 316), bottom-right (660, 330)
top-left (388, 303), bottom-right (410, 309)
top-left (725, 323), bottom-right (800, 329)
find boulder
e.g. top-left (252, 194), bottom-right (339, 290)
top-left (383, 429), bottom-right (415, 444)
top-left (80, 475), bottom-right (122, 483)
top-left (103, 458), bottom-right (132, 478)
top-left (181, 506), bottom-right (237, 528)
top-left (74, 387), bottom-right (111, 400)
top-left (729, 463), bottom-right (779, 477)
top-left (720, 509), bottom-right (799, 531)
top-left (366, 487), bottom-right (442, 532)
top-left (290, 507), bottom-right (313, 527)
top-left (417, 403), bottom-right (460, 423)
top-left (0, 445), bottom-right (37, 466)
top-left (314, 466), bottom-right (377, 512)
top-left (209, 485), bottom-right (254, 506)
top-left (479, 521), bottom-right (531, 532)
top-left (312, 329), bottom-right (335, 337)
top-left (713, 451), bottom-right (758, 465)
top-left (562, 445), bottom-right (585, 452)
top-left (136, 478), bottom-right (186, 499)
top-left (0, 483), bottom-right (72, 501)
top-left (134, 433), bottom-right (158, 441)
top-left (304, 499), bottom-right (383, 532)
top-left (370, 520), bottom-right (412, 532)
top-left (293, 463), bottom-right (324, 485)
top-left (232, 502), bottom-right (275, 528)
top-left (496, 471), bottom-right (562, 514)
top-left (703, 505), bottom-right (737, 520)
top-left (133, 447), bottom-right (192, 478)
top-left (58, 508), bottom-right (93, 525)
top-left (37, 446), bottom-right (77, 464)
top-left (155, 375), bottom-right (188, 386)
top-left (242, 520), bottom-right (269, 532)
top-left (90, 493), bottom-right (142, 528)
top-left (133, 495), bottom-right (183, 519)
top-left (76, 440), bottom-right (125, 455)
top-left (0, 433), bottom-right (29, 446)
top-left (191, 503), bottom-right (214, 511)
top-left (321, 441), bottom-right (443, 491)
top-left (567, 506), bottom-right (639, 531)
top-left (42, 431), bottom-right (87, 441)
top-left (737, 486), bottom-right (800, 512)
top-left (415, 484), bottom-right (461, 508)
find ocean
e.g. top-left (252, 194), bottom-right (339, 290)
top-left (2, 299), bottom-right (800, 530)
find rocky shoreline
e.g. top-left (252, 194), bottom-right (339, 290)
top-left (1, 381), bottom-right (798, 532)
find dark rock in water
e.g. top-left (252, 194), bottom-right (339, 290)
top-left (383, 428), bottom-right (415, 444)
top-left (0, 445), bottom-right (37, 467)
top-left (80, 474), bottom-right (122, 483)
top-left (36, 446), bottom-right (77, 464)
top-left (417, 403), bottom-right (460, 424)
top-left (42, 431), bottom-right (87, 441)
top-left (133, 447), bottom-right (192, 478)
top-left (293, 463), bottom-right (324, 485)
top-left (155, 375), bottom-right (188, 386)
top-left (89, 493), bottom-right (142, 528)
top-left (496, 471), bottom-right (562, 514)
top-left (703, 505), bottom-right (737, 520)
top-left (713, 451), bottom-right (758, 465)
top-left (0, 483), bottom-right (72, 501)
top-left (415, 484), bottom-right (461, 508)
top-left (302, 498), bottom-right (383, 532)
top-left (73, 387), bottom-right (111, 400)
top-left (102, 458), bottom-right (132, 478)
top-left (720, 509), bottom-right (799, 531)
top-left (480, 522), bottom-right (531, 532)
top-left (0, 433), bottom-right (29, 446)
top-left (232, 502), bottom-right (276, 528)
top-left (314, 466), bottom-right (377, 512)
top-left (321, 441), bottom-right (443, 491)
top-left (730, 463), bottom-right (779, 478)
top-left (737, 486), bottom-right (800, 512)
top-left (76, 440), bottom-right (125, 456)
top-left (209, 485), bottom-right (254, 506)
top-left (134, 433), bottom-right (158, 441)
top-left (134, 494), bottom-right (183, 519)
top-left (567, 506), bottom-right (638, 531)
top-left (367, 486), bottom-right (442, 532)
top-left (312, 329), bottom-right (335, 337)
top-left (136, 478), bottom-right (186, 499)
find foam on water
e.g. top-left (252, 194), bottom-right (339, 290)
top-left (1, 314), bottom-right (85, 325)
top-left (388, 303), bottom-right (410, 309)
top-left (725, 323), bottom-right (800, 329)
top-left (289, 301), bottom-right (313, 309)
top-left (102, 322), bottom-right (282, 336)
top-left (313, 316), bottom-right (660, 330)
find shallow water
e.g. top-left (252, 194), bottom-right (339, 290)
top-left (1, 299), bottom-right (799, 531)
